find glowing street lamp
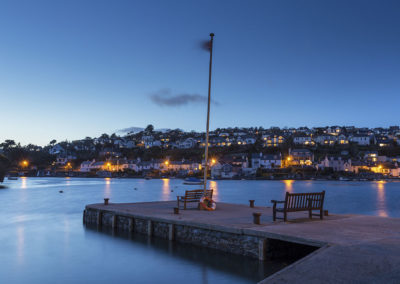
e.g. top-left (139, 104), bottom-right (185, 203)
top-left (106, 162), bottom-right (112, 171)
top-left (21, 160), bottom-right (29, 168)
top-left (65, 162), bottom-right (72, 171)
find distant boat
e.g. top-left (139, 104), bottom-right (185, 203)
top-left (8, 176), bottom-right (18, 180)
top-left (145, 177), bottom-right (152, 180)
top-left (183, 177), bottom-right (204, 185)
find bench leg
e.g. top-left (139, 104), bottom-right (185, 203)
top-left (177, 197), bottom-right (180, 209)
top-left (320, 209), bottom-right (323, 220)
top-left (309, 209), bottom-right (312, 219)
top-left (284, 212), bottom-right (287, 222)
top-left (184, 201), bottom-right (186, 210)
top-left (273, 209), bottom-right (276, 221)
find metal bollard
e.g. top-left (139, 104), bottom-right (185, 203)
top-left (253, 212), bottom-right (262, 225)
top-left (174, 207), bottom-right (179, 214)
top-left (324, 210), bottom-right (329, 216)
top-left (249, 200), bottom-right (255, 208)
top-left (104, 198), bottom-right (109, 205)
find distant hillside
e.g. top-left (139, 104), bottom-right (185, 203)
top-left (117, 126), bottom-right (174, 134)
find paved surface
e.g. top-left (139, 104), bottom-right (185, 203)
top-left (86, 201), bottom-right (400, 283)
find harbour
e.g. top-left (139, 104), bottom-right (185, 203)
top-left (2, 177), bottom-right (400, 283)
top-left (84, 200), bottom-right (400, 283)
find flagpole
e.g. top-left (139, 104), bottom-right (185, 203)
top-left (203, 33), bottom-right (214, 194)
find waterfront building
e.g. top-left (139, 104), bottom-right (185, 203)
top-left (251, 153), bottom-right (282, 169)
top-left (288, 149), bottom-right (314, 166)
top-left (318, 156), bottom-right (352, 172)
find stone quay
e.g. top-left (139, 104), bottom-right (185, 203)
top-left (84, 201), bottom-right (400, 283)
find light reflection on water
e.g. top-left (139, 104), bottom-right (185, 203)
top-left (21, 176), bottom-right (27, 189)
top-left (17, 226), bottom-right (24, 265)
top-left (162, 178), bottom-right (170, 200)
top-left (210, 180), bottom-right (219, 201)
top-left (104, 177), bottom-right (111, 198)
top-left (1, 177), bottom-right (400, 284)
top-left (376, 181), bottom-right (388, 217)
top-left (282, 180), bottom-right (294, 193)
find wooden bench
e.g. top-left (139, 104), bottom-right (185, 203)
top-left (177, 189), bottom-right (213, 209)
top-left (271, 191), bottom-right (325, 221)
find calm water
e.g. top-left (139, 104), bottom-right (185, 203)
top-left (1, 178), bottom-right (400, 284)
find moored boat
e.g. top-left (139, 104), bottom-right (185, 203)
top-left (183, 177), bottom-right (203, 185)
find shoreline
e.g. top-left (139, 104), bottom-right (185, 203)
top-left (5, 175), bottom-right (400, 182)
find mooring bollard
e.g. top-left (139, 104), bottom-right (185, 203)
top-left (174, 207), bottom-right (179, 214)
top-left (253, 212), bottom-right (262, 225)
top-left (324, 210), bottom-right (329, 216)
top-left (249, 200), bottom-right (255, 208)
top-left (104, 198), bottom-right (109, 205)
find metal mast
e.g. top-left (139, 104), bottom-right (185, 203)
top-left (203, 33), bottom-right (214, 194)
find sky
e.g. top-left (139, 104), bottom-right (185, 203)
top-left (0, 0), bottom-right (399, 146)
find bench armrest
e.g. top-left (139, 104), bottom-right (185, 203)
top-left (271, 200), bottom-right (285, 204)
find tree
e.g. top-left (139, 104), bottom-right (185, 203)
top-left (145, 124), bottom-right (154, 134)
top-left (0, 154), bottom-right (10, 182)
top-left (49, 139), bottom-right (57, 146)
top-left (0, 140), bottom-right (16, 150)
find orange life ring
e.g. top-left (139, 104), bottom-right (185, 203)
top-left (199, 196), bottom-right (216, 211)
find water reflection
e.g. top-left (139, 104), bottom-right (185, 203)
top-left (376, 181), bottom-right (388, 217)
top-left (17, 226), bottom-right (24, 264)
top-left (209, 180), bottom-right (219, 201)
top-left (161, 178), bottom-right (170, 200)
top-left (104, 178), bottom-right (111, 198)
top-left (21, 176), bottom-right (27, 189)
top-left (282, 180), bottom-right (294, 193)
top-left (85, 227), bottom-right (287, 283)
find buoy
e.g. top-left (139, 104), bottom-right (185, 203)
top-left (171, 190), bottom-right (174, 192)
top-left (59, 190), bottom-right (63, 193)
top-left (134, 188), bottom-right (137, 190)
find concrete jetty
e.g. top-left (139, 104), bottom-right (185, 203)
top-left (84, 201), bottom-right (400, 283)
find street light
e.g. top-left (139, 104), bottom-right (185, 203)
top-left (21, 160), bottom-right (28, 169)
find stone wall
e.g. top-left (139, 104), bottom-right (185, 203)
top-left (83, 208), bottom-right (318, 261)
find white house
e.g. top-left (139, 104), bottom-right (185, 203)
top-left (350, 134), bottom-right (371, 146)
top-left (49, 144), bottom-right (65, 155)
top-left (315, 135), bottom-right (337, 146)
top-left (244, 136), bottom-right (256, 145)
top-left (252, 153), bottom-right (282, 169)
top-left (262, 135), bottom-right (285, 147)
top-left (80, 160), bottom-right (94, 172)
top-left (293, 136), bottom-right (314, 146)
top-left (319, 156), bottom-right (352, 172)
top-left (178, 138), bottom-right (197, 149)
top-left (337, 134), bottom-right (349, 145)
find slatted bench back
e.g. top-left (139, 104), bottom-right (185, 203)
top-left (184, 189), bottom-right (213, 201)
top-left (285, 191), bottom-right (325, 211)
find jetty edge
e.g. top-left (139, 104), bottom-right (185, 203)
top-left (83, 201), bottom-right (400, 283)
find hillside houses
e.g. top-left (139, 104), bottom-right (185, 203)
top-left (15, 124), bottom-right (397, 179)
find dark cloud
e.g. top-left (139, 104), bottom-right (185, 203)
top-left (149, 89), bottom-right (219, 107)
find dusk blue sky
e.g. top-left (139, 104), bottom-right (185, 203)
top-left (1, 0), bottom-right (399, 145)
